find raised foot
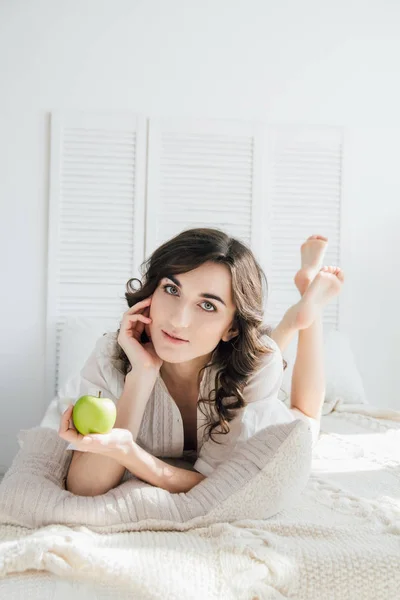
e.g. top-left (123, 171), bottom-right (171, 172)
top-left (288, 266), bottom-right (345, 330)
top-left (295, 234), bottom-right (329, 295)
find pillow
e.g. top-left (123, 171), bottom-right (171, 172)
top-left (279, 329), bottom-right (368, 415)
top-left (0, 419), bottom-right (312, 532)
top-left (57, 317), bottom-right (120, 394)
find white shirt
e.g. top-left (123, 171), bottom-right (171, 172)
top-left (57, 332), bottom-right (320, 477)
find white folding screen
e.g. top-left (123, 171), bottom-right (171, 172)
top-left (263, 127), bottom-right (343, 328)
top-left (46, 112), bottom-right (343, 405)
top-left (146, 118), bottom-right (267, 262)
top-left (146, 119), bottom-right (343, 327)
top-left (46, 111), bottom-right (147, 402)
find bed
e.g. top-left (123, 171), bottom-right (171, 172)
top-left (0, 402), bottom-right (399, 599)
top-left (0, 322), bottom-right (399, 599)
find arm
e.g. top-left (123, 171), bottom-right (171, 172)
top-left (119, 441), bottom-right (206, 494)
top-left (66, 366), bottom-right (158, 497)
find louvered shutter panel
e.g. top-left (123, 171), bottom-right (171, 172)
top-left (263, 127), bottom-right (343, 330)
top-left (145, 118), bottom-right (267, 265)
top-left (146, 119), bottom-right (342, 331)
top-left (46, 111), bottom-right (147, 403)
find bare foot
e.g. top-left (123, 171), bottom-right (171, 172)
top-left (285, 266), bottom-right (345, 330)
top-left (294, 235), bottom-right (328, 296)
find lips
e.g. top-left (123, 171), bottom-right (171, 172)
top-left (162, 330), bottom-right (188, 342)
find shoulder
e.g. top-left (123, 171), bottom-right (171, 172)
top-left (94, 331), bottom-right (125, 390)
top-left (90, 331), bottom-right (122, 373)
top-left (240, 333), bottom-right (284, 404)
top-left (260, 333), bottom-right (280, 353)
top-left (256, 333), bottom-right (283, 370)
top-left (95, 331), bottom-right (118, 356)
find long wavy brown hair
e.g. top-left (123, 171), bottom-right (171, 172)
top-left (110, 227), bottom-right (287, 444)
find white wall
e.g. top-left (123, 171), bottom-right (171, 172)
top-left (1, 0), bottom-right (399, 472)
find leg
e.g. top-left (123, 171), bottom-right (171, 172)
top-left (286, 265), bottom-right (344, 420)
top-left (269, 307), bottom-right (299, 353)
top-left (290, 315), bottom-right (325, 420)
top-left (270, 235), bottom-right (344, 422)
top-left (270, 234), bottom-right (329, 354)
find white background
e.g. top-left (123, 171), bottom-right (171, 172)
top-left (1, 0), bottom-right (399, 471)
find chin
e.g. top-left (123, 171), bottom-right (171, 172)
top-left (155, 347), bottom-right (190, 363)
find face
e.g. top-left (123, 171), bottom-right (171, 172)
top-left (148, 261), bottom-right (238, 364)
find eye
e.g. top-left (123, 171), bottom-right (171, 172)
top-left (162, 284), bottom-right (179, 296)
top-left (162, 284), bottom-right (217, 312)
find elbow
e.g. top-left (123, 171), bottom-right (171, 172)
top-left (66, 480), bottom-right (100, 497)
top-left (66, 482), bottom-right (109, 497)
top-left (66, 473), bottom-right (113, 497)
top-left (65, 452), bottom-right (124, 496)
top-left (187, 474), bottom-right (206, 492)
top-left (181, 471), bottom-right (207, 493)
top-left (189, 476), bottom-right (206, 492)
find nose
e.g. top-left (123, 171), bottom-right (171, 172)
top-left (169, 303), bottom-right (191, 331)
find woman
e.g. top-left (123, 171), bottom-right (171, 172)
top-left (59, 228), bottom-right (344, 496)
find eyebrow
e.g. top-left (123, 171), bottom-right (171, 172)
top-left (165, 274), bottom-right (227, 307)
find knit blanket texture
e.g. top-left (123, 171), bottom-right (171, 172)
top-left (0, 404), bottom-right (399, 599)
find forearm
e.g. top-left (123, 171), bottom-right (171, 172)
top-left (120, 441), bottom-right (206, 494)
top-left (66, 367), bottom-right (158, 496)
top-left (114, 366), bottom-right (159, 441)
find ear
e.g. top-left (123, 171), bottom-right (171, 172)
top-left (221, 324), bottom-right (239, 343)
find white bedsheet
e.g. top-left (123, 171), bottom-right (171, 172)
top-left (0, 400), bottom-right (399, 599)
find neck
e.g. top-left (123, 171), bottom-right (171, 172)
top-left (160, 351), bottom-right (213, 390)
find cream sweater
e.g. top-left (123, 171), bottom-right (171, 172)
top-left (57, 332), bottom-right (320, 476)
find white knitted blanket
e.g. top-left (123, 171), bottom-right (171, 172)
top-left (0, 404), bottom-right (399, 600)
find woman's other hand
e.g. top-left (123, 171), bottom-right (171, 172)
top-left (117, 295), bottom-right (163, 372)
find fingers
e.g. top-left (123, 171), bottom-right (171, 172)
top-left (82, 434), bottom-right (106, 445)
top-left (58, 406), bottom-right (113, 452)
top-left (121, 297), bottom-right (153, 338)
top-left (66, 428), bottom-right (134, 455)
top-left (81, 436), bottom-right (94, 445)
top-left (122, 314), bottom-right (152, 340)
top-left (125, 296), bottom-right (153, 314)
top-left (117, 296), bottom-right (154, 356)
top-left (58, 405), bottom-right (81, 445)
top-left (124, 314), bottom-right (152, 339)
top-left (125, 314), bottom-right (152, 324)
top-left (81, 434), bottom-right (114, 453)
top-left (121, 299), bottom-right (152, 333)
top-left (58, 404), bottom-right (74, 435)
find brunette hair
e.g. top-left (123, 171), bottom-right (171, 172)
top-left (110, 227), bottom-right (287, 444)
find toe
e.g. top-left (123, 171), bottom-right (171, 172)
top-left (337, 269), bottom-right (345, 282)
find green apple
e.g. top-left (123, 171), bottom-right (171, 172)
top-left (72, 391), bottom-right (117, 435)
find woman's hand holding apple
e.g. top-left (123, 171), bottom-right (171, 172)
top-left (58, 404), bottom-right (133, 458)
top-left (58, 296), bottom-right (162, 457)
top-left (117, 295), bottom-right (163, 372)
